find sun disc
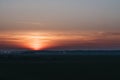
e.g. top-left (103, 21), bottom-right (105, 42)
top-left (24, 35), bottom-right (44, 50)
top-left (31, 43), bottom-right (41, 50)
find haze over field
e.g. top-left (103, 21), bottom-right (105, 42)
top-left (0, 0), bottom-right (120, 50)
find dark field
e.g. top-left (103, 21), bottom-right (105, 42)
top-left (0, 50), bottom-right (120, 80)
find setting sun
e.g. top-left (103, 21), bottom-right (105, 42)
top-left (31, 43), bottom-right (41, 50)
top-left (29, 39), bottom-right (41, 50)
top-left (25, 36), bottom-right (43, 50)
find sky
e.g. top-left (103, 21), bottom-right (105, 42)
top-left (0, 0), bottom-right (120, 50)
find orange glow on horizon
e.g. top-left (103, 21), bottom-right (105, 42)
top-left (1, 31), bottom-right (120, 50)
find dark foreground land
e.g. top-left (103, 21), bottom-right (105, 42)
top-left (0, 50), bottom-right (120, 80)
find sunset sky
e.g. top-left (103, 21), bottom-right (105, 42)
top-left (0, 0), bottom-right (120, 50)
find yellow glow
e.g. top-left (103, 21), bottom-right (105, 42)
top-left (24, 36), bottom-right (43, 50)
